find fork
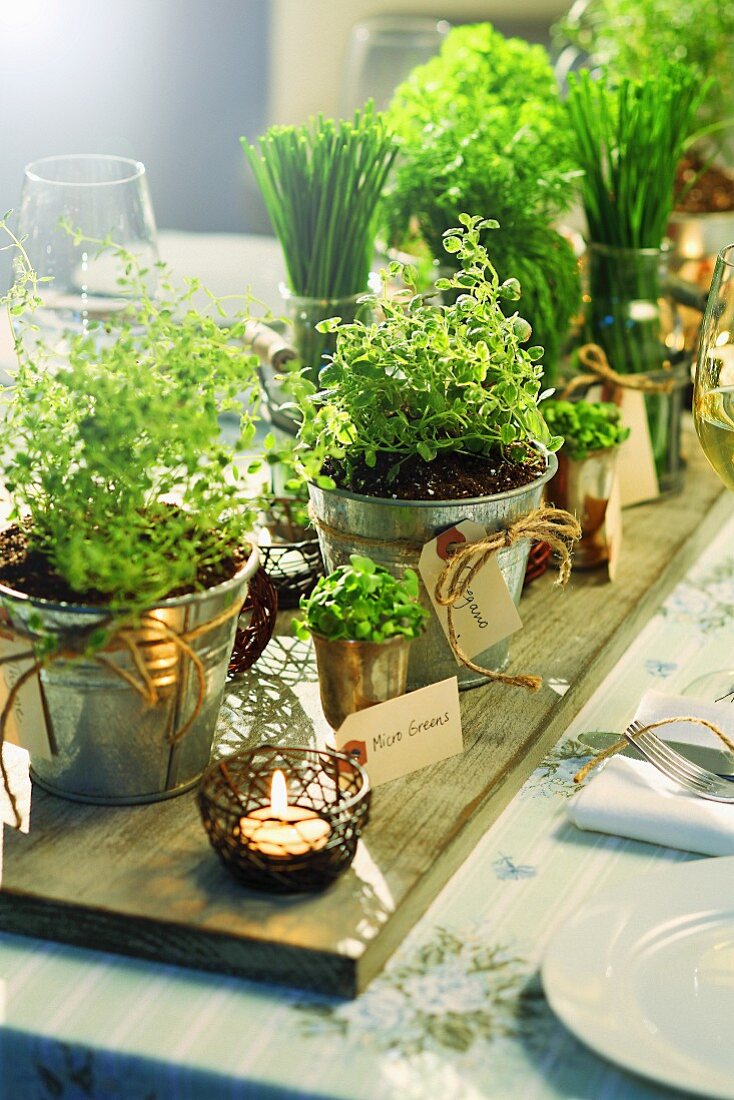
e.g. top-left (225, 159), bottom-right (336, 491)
top-left (623, 719), bottom-right (734, 804)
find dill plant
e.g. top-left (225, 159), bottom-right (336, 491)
top-left (384, 23), bottom-right (581, 382)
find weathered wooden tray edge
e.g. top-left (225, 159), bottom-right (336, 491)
top-left (0, 885), bottom-right (360, 998)
top-left (0, 454), bottom-right (727, 1000)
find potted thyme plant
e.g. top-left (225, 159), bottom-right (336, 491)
top-left (566, 61), bottom-right (706, 496)
top-left (0, 220), bottom-right (269, 814)
top-left (291, 215), bottom-right (579, 692)
top-left (543, 400), bottom-right (629, 568)
top-left (242, 103), bottom-right (396, 402)
top-left (295, 555), bottom-right (427, 729)
top-left (383, 23), bottom-right (581, 386)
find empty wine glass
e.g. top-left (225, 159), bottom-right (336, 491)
top-left (16, 153), bottom-right (158, 340)
top-left (340, 15), bottom-right (450, 115)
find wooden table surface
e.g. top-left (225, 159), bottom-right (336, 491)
top-left (0, 420), bottom-right (724, 999)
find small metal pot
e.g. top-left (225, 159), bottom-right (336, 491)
top-left (550, 449), bottom-right (618, 569)
top-left (310, 632), bottom-right (411, 730)
top-left (0, 548), bottom-right (260, 804)
top-left (308, 454), bottom-right (557, 691)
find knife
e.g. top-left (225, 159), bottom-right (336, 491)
top-left (578, 731), bottom-right (734, 779)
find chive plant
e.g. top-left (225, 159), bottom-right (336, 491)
top-left (566, 62), bottom-right (706, 477)
top-left (567, 64), bottom-right (705, 252)
top-left (242, 104), bottom-right (396, 383)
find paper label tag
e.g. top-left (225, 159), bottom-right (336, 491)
top-left (0, 623), bottom-right (54, 760)
top-left (615, 389), bottom-right (659, 507)
top-left (335, 677), bottom-right (462, 788)
top-left (418, 519), bottom-right (522, 661)
top-left (605, 472), bottom-right (623, 582)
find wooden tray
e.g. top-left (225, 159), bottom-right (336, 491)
top-left (0, 428), bottom-right (727, 997)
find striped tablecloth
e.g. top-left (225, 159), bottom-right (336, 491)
top-left (4, 501), bottom-right (734, 1099)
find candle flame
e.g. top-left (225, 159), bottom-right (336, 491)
top-left (270, 769), bottom-right (288, 817)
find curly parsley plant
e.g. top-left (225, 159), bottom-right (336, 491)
top-left (542, 400), bottom-right (630, 461)
top-left (295, 555), bottom-right (428, 644)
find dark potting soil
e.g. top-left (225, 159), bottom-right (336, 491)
top-left (323, 449), bottom-right (544, 501)
top-left (675, 155), bottom-right (734, 214)
top-left (0, 522), bottom-right (247, 605)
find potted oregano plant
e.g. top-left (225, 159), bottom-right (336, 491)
top-left (543, 399), bottom-right (629, 568)
top-left (295, 555), bottom-right (427, 729)
top-left (0, 220), bottom-right (270, 813)
top-left (566, 61), bottom-right (705, 497)
top-left (242, 103), bottom-right (396, 405)
top-left (383, 22), bottom-right (581, 386)
top-left (291, 215), bottom-right (578, 692)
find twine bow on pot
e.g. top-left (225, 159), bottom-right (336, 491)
top-left (560, 343), bottom-right (678, 400)
top-left (0, 600), bottom-right (243, 829)
top-left (434, 506), bottom-right (581, 692)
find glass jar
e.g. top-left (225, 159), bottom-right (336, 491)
top-left (584, 242), bottom-right (689, 494)
top-left (280, 285), bottom-right (374, 387)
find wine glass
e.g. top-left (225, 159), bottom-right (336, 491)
top-left (339, 15), bottom-right (450, 115)
top-left (15, 153), bottom-right (158, 341)
top-left (690, 243), bottom-right (734, 699)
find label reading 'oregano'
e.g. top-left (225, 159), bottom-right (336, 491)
top-left (418, 520), bottom-right (523, 661)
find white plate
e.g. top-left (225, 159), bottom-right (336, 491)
top-left (541, 856), bottom-right (734, 1098)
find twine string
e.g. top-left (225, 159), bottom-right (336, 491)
top-left (573, 716), bottom-right (734, 784)
top-left (311, 502), bottom-right (581, 693)
top-left (559, 343), bottom-right (678, 400)
top-left (434, 506), bottom-right (581, 691)
top-left (0, 598), bottom-right (243, 829)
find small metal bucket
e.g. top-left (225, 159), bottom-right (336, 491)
top-left (311, 632), bottom-right (411, 729)
top-left (308, 455), bottom-right (557, 691)
top-left (551, 449), bottom-right (619, 569)
top-left (0, 548), bottom-right (260, 804)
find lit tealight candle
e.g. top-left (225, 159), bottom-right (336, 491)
top-left (238, 769), bottom-right (331, 858)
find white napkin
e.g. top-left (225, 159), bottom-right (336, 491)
top-left (566, 690), bottom-right (734, 855)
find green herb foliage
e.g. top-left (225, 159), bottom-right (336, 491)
top-left (1, 220), bottom-right (262, 612)
top-left (296, 555), bottom-right (427, 643)
top-left (384, 23), bottom-right (581, 379)
top-left (554, 0), bottom-right (733, 140)
top-left (242, 104), bottom-right (396, 299)
top-left (566, 63), bottom-right (707, 249)
top-left (543, 399), bottom-right (630, 460)
top-left (292, 215), bottom-right (561, 488)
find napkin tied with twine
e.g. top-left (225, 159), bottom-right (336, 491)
top-left (567, 690), bottom-right (734, 855)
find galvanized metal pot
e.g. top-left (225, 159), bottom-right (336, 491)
top-left (310, 632), bottom-right (411, 729)
top-left (0, 548), bottom-right (260, 805)
top-left (550, 449), bottom-right (619, 569)
top-left (308, 455), bottom-right (557, 691)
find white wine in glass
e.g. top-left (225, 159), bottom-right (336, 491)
top-left (690, 243), bottom-right (734, 699)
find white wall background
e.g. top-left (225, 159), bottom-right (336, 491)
top-left (0, 0), bottom-right (568, 246)
top-left (0, 0), bottom-right (270, 234)
top-left (269, 0), bottom-right (568, 125)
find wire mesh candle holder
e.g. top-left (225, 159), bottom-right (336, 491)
top-left (197, 744), bottom-right (371, 894)
top-left (256, 498), bottom-right (324, 610)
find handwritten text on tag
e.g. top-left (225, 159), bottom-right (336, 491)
top-left (418, 519), bottom-right (522, 661)
top-left (335, 677), bottom-right (462, 788)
